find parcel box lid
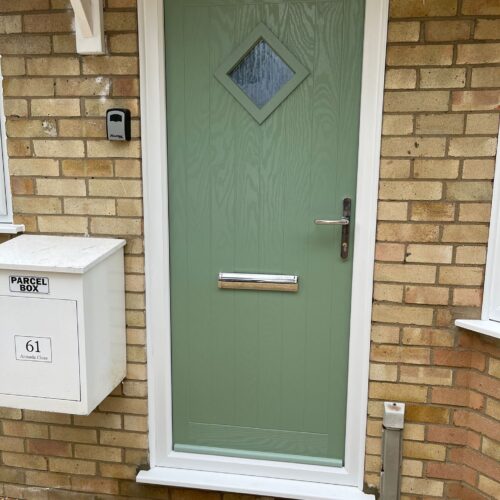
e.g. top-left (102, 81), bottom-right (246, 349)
top-left (0, 235), bottom-right (125, 274)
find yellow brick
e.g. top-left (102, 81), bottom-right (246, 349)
top-left (84, 98), bottom-right (139, 117)
top-left (37, 178), bottom-right (86, 196)
top-left (87, 140), bottom-right (140, 158)
top-left (384, 91), bottom-right (449, 112)
top-left (439, 266), bottom-right (483, 285)
top-left (442, 225), bottom-right (489, 244)
top-left (99, 430), bottom-right (148, 449)
top-left (377, 223), bottom-right (440, 243)
top-left (403, 423), bottom-right (426, 441)
top-left (378, 201), bottom-right (408, 221)
top-left (371, 325), bottom-right (400, 344)
top-left (459, 203), bottom-right (491, 222)
top-left (486, 398), bottom-right (500, 420)
top-left (370, 363), bottom-right (398, 382)
top-left (381, 137), bottom-right (446, 157)
top-left (62, 159), bottom-right (113, 177)
top-left (449, 137), bottom-right (497, 157)
top-left (400, 366), bottom-right (453, 385)
top-left (109, 33), bottom-right (138, 53)
top-left (369, 382), bottom-right (428, 403)
top-left (3, 452), bottom-right (47, 471)
top-left (387, 21), bottom-right (420, 42)
top-left (488, 358), bottom-right (500, 379)
top-left (9, 158), bottom-right (59, 176)
top-left (411, 202), bottom-right (455, 222)
top-left (401, 477), bottom-right (444, 496)
top-left (452, 288), bottom-right (482, 307)
top-left (3, 421), bottom-right (48, 439)
top-left (104, 11), bottom-right (137, 31)
top-left (117, 199), bottom-right (143, 217)
top-left (33, 140), bottom-right (85, 158)
top-left (13, 197), bottom-right (61, 214)
top-left (8, 139), bottom-right (31, 157)
top-left (414, 159), bottom-right (459, 179)
top-left (385, 69), bottom-right (417, 90)
top-left (455, 246), bottom-right (487, 265)
top-left (100, 463), bottom-right (136, 480)
top-left (402, 327), bottom-right (454, 347)
top-left (0, 15), bottom-right (22, 34)
top-left (372, 304), bottom-right (433, 326)
top-left (31, 99), bottom-right (80, 117)
top-left (424, 20), bottom-right (471, 42)
top-left (380, 181), bottom-right (442, 201)
top-left (88, 179), bottom-right (142, 197)
top-left (50, 426), bottom-right (97, 444)
top-left (463, 160), bottom-right (495, 180)
top-left (415, 114), bottom-right (464, 135)
top-left (83, 56), bottom-right (138, 75)
top-left (115, 159), bottom-right (141, 178)
top-left (74, 444), bottom-right (121, 462)
top-left (23, 12), bottom-right (73, 33)
top-left (380, 160), bottom-right (411, 179)
top-left (390, 0), bottom-right (457, 17)
top-left (475, 19), bottom-right (500, 40)
top-left (38, 216), bottom-right (88, 234)
top-left (4, 99), bottom-right (28, 117)
top-left (7, 119), bottom-right (57, 138)
top-left (406, 244), bottom-right (453, 264)
top-left (466, 114), bottom-right (500, 135)
top-left (4, 78), bottom-right (54, 97)
top-left (56, 77), bottom-right (111, 97)
top-left (0, 35), bottom-right (51, 55)
top-left (58, 119), bottom-right (106, 138)
top-left (462, 0), bottom-right (500, 15)
top-left (374, 283), bottom-right (404, 302)
top-left (90, 217), bottom-right (142, 236)
top-left (478, 475), bottom-right (500, 499)
top-left (53, 34), bottom-right (76, 53)
top-left (457, 43), bottom-right (500, 65)
top-left (471, 67), bottom-right (500, 88)
top-left (452, 90), bottom-right (500, 111)
top-left (27, 57), bottom-right (80, 76)
top-left (382, 115), bottom-right (414, 136)
top-left (1, 57), bottom-right (25, 76)
top-left (387, 46), bottom-right (453, 66)
top-left (446, 181), bottom-right (492, 201)
top-left (402, 459), bottom-right (423, 477)
top-left (64, 198), bottom-right (116, 216)
top-left (49, 457), bottom-right (96, 475)
top-left (404, 442), bottom-right (446, 462)
top-left (404, 285), bottom-right (449, 305)
top-left (375, 263), bottom-right (436, 284)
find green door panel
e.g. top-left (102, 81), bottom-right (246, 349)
top-left (165, 0), bottom-right (366, 467)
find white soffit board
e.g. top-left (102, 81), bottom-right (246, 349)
top-left (70, 0), bottom-right (105, 54)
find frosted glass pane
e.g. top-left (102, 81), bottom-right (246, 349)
top-left (229, 40), bottom-right (294, 109)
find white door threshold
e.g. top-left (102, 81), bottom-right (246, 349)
top-left (137, 467), bottom-right (374, 500)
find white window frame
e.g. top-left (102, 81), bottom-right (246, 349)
top-left (136, 1), bottom-right (389, 498)
top-left (456, 124), bottom-right (500, 340)
top-left (0, 57), bottom-right (24, 234)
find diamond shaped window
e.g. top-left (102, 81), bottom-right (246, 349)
top-left (215, 23), bottom-right (309, 124)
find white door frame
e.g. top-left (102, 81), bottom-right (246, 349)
top-left (136, 0), bottom-right (388, 497)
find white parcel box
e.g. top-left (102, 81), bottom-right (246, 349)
top-left (0, 235), bottom-right (126, 415)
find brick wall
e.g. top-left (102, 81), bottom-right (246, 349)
top-left (0, 1), bottom-right (498, 499)
top-left (365, 0), bottom-right (500, 499)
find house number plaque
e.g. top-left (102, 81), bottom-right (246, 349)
top-left (15, 336), bottom-right (52, 363)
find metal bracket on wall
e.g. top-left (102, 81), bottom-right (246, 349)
top-left (380, 402), bottom-right (405, 500)
top-left (70, 0), bottom-right (105, 55)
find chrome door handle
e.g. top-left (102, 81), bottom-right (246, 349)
top-left (314, 197), bottom-right (351, 259)
top-left (314, 218), bottom-right (349, 225)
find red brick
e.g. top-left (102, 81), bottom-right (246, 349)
top-left (427, 425), bottom-right (469, 445)
top-left (454, 410), bottom-right (500, 441)
top-left (27, 439), bottom-right (72, 458)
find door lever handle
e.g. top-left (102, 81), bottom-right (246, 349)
top-left (314, 197), bottom-right (351, 259)
top-left (314, 218), bottom-right (349, 226)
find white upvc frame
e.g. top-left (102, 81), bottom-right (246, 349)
top-left (137, 0), bottom-right (388, 497)
top-left (456, 124), bottom-right (500, 341)
top-left (0, 57), bottom-right (24, 234)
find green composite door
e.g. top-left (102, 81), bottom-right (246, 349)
top-left (166, 0), bottom-right (365, 467)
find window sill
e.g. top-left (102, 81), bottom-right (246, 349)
top-left (137, 467), bottom-right (374, 500)
top-left (0, 223), bottom-right (25, 235)
top-left (455, 319), bottom-right (500, 341)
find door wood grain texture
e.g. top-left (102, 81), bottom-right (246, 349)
top-left (165, 0), bottom-right (365, 467)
